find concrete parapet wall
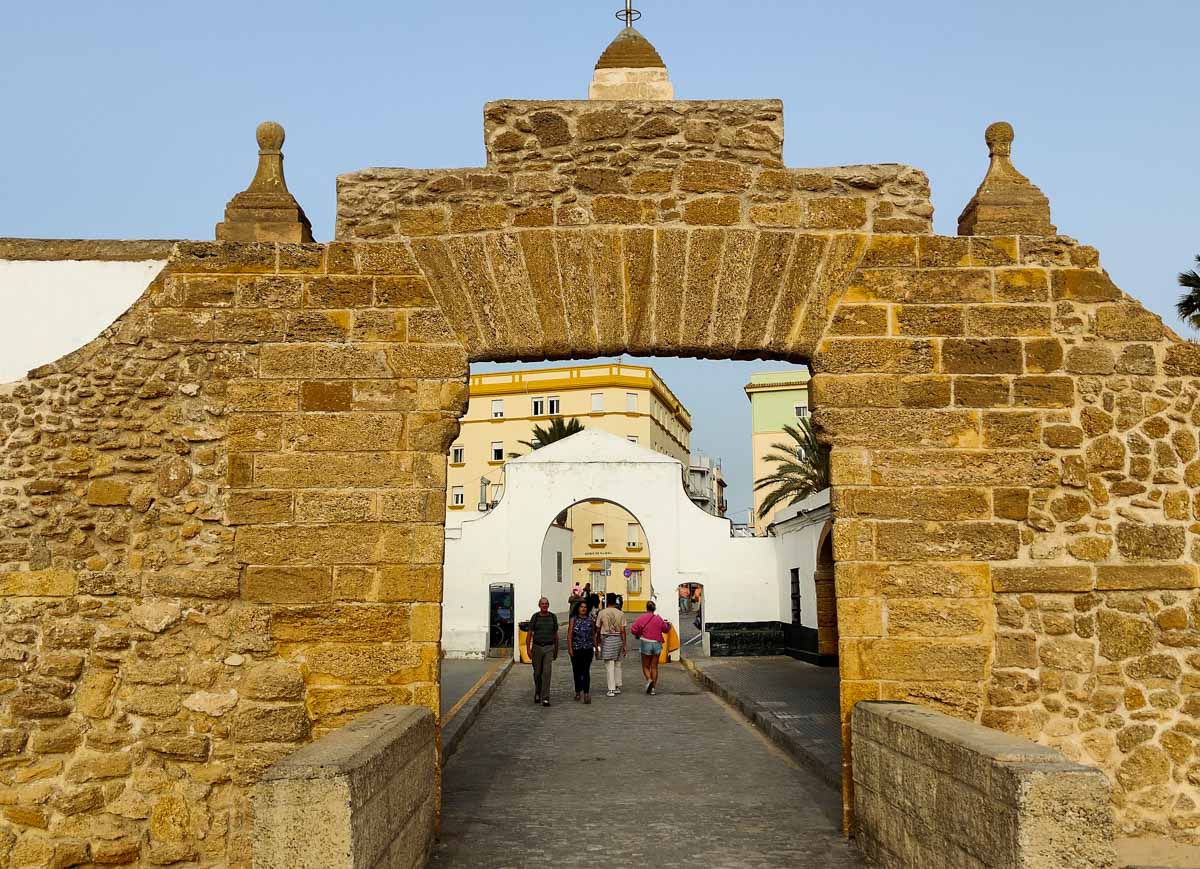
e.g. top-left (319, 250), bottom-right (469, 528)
top-left (253, 706), bottom-right (437, 869)
top-left (852, 701), bottom-right (1116, 869)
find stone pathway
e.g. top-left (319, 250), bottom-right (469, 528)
top-left (684, 656), bottom-right (842, 789)
top-left (431, 651), bottom-right (863, 868)
top-left (440, 658), bottom-right (499, 719)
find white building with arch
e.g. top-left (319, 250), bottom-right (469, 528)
top-left (442, 429), bottom-right (831, 660)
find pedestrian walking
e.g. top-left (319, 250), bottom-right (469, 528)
top-left (596, 591), bottom-right (626, 697)
top-left (629, 601), bottom-right (671, 695)
top-left (524, 596), bottom-right (559, 707)
top-left (567, 599), bottom-right (598, 703)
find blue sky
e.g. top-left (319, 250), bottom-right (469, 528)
top-left (2, 0), bottom-right (1196, 519)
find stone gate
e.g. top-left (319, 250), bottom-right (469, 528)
top-left (2, 41), bottom-right (1198, 868)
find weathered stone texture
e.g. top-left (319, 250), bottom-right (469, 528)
top-left (0, 241), bottom-right (453, 867)
top-left (853, 702), bottom-right (1116, 869)
top-left (252, 706), bottom-right (435, 869)
top-left (5, 99), bottom-right (1200, 860)
top-left (336, 101), bottom-right (933, 241)
top-left (814, 228), bottom-right (1198, 843)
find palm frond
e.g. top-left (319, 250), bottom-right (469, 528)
top-left (521, 417), bottom-right (585, 450)
top-left (1178, 257), bottom-right (1200, 329)
top-left (754, 415), bottom-right (831, 519)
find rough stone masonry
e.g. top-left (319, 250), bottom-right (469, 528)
top-left (0, 94), bottom-right (1198, 867)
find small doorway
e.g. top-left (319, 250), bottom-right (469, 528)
top-left (785, 567), bottom-right (809, 656)
top-left (487, 583), bottom-right (514, 658)
top-left (677, 582), bottom-right (704, 658)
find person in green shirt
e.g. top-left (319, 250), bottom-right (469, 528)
top-left (525, 596), bottom-right (559, 707)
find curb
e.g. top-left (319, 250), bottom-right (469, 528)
top-left (441, 657), bottom-right (513, 761)
top-left (682, 657), bottom-right (840, 791)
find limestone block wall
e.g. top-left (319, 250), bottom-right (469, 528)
top-left (0, 240), bottom-right (462, 866)
top-left (253, 705), bottom-right (436, 869)
top-left (336, 100), bottom-right (933, 248)
top-left (3, 96), bottom-right (1199, 861)
top-left (817, 233), bottom-right (1200, 840)
top-left (852, 701), bottom-right (1116, 868)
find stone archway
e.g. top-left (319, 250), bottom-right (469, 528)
top-left (2, 95), bottom-right (1198, 860)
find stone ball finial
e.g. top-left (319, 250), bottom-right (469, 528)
top-left (985, 121), bottom-right (1014, 158)
top-left (256, 121), bottom-right (285, 153)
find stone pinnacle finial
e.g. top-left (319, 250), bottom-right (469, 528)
top-left (589, 5), bottom-right (673, 100)
top-left (958, 120), bottom-right (1055, 237)
top-left (215, 120), bottom-right (314, 244)
top-left (985, 121), bottom-right (1014, 157)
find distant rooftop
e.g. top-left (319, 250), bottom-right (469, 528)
top-left (469, 362), bottom-right (691, 429)
top-left (744, 369), bottom-right (811, 397)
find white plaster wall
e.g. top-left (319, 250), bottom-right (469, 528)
top-left (442, 431), bottom-right (793, 658)
top-left (443, 517), bottom-right (571, 658)
top-left (770, 490), bottom-right (832, 630)
top-left (0, 260), bottom-right (165, 383)
top-left (540, 525), bottom-right (572, 616)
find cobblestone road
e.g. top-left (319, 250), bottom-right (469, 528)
top-left (431, 651), bottom-right (863, 868)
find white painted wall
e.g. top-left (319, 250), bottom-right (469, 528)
top-left (442, 430), bottom-right (796, 659)
top-left (443, 517), bottom-right (571, 658)
top-left (770, 490), bottom-right (832, 630)
top-left (0, 259), bottom-right (165, 383)
top-left (540, 525), bottom-right (572, 615)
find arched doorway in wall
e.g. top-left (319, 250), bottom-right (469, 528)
top-left (814, 521), bottom-right (838, 663)
top-left (527, 497), bottom-right (655, 622)
top-left (565, 499), bottom-right (654, 612)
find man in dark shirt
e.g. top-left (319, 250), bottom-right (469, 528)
top-left (525, 596), bottom-right (559, 707)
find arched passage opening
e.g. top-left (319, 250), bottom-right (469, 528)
top-left (548, 498), bottom-right (654, 614)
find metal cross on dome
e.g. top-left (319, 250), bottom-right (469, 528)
top-left (616, 1), bottom-right (641, 26)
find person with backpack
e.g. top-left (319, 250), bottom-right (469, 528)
top-left (629, 600), bottom-right (671, 695)
top-left (525, 596), bottom-right (559, 707)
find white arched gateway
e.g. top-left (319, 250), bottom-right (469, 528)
top-left (442, 429), bottom-right (830, 660)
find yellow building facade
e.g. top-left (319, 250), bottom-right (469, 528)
top-left (744, 370), bottom-right (811, 535)
top-left (447, 364), bottom-right (692, 611)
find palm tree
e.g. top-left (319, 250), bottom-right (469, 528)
top-left (754, 415), bottom-right (830, 520)
top-left (1178, 255), bottom-right (1200, 330)
top-left (511, 417), bottom-right (585, 455)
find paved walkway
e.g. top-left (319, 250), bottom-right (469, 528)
top-left (684, 656), bottom-right (842, 789)
top-left (440, 658), bottom-right (499, 719)
top-left (431, 651), bottom-right (862, 868)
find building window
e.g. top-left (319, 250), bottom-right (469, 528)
top-left (451, 486), bottom-right (465, 507)
top-left (491, 399), bottom-right (504, 419)
top-left (627, 570), bottom-right (642, 594)
top-left (589, 569), bottom-right (605, 591)
top-left (491, 442), bottom-right (503, 461)
top-left (591, 523), bottom-right (606, 545)
top-left (627, 435), bottom-right (638, 445)
top-left (794, 404), bottom-right (809, 419)
top-left (450, 446), bottom-right (465, 464)
top-left (532, 396), bottom-right (545, 416)
top-left (591, 392), bottom-right (604, 412)
top-left (548, 396), bottom-right (560, 415)
top-left (556, 552), bottom-right (563, 583)
top-left (626, 392), bottom-right (637, 412)
top-left (626, 523), bottom-right (639, 548)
